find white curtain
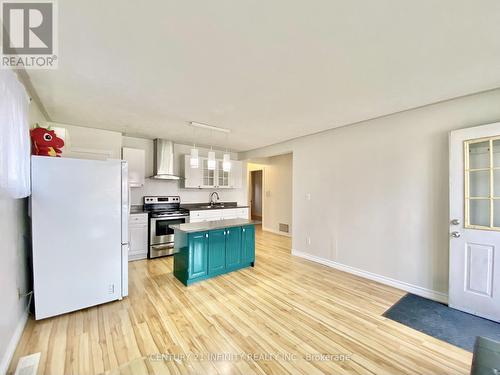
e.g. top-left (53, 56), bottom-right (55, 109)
top-left (0, 70), bottom-right (31, 199)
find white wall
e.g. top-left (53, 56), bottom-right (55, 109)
top-left (241, 88), bottom-right (500, 300)
top-left (122, 136), bottom-right (247, 205)
top-left (0, 88), bottom-right (46, 374)
top-left (44, 122), bottom-right (122, 160)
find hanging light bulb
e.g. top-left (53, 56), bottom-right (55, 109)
top-left (190, 127), bottom-right (199, 168)
top-left (223, 152), bottom-right (231, 172)
top-left (190, 146), bottom-right (199, 168)
top-left (207, 150), bottom-right (216, 170)
top-left (223, 133), bottom-right (231, 172)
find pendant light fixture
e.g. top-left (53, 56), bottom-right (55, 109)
top-left (189, 126), bottom-right (199, 168)
top-left (207, 129), bottom-right (216, 170)
top-left (223, 152), bottom-right (231, 172)
top-left (207, 148), bottom-right (216, 170)
top-left (222, 133), bottom-right (231, 172)
top-left (188, 121), bottom-right (231, 172)
top-left (190, 146), bottom-right (199, 168)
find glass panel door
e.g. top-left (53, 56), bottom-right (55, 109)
top-left (465, 137), bottom-right (500, 230)
top-left (201, 158), bottom-right (214, 187)
top-left (217, 160), bottom-right (229, 187)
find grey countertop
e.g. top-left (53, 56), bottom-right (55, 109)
top-left (171, 218), bottom-right (258, 233)
top-left (181, 202), bottom-right (249, 211)
top-left (130, 205), bottom-right (147, 214)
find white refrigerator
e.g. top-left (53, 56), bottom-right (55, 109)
top-left (31, 156), bottom-right (129, 320)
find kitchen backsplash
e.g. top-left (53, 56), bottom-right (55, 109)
top-left (129, 178), bottom-right (246, 205)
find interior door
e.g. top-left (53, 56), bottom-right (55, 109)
top-left (449, 123), bottom-right (500, 322)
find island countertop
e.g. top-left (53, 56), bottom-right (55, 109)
top-left (170, 218), bottom-right (258, 233)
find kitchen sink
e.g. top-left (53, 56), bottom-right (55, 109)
top-left (197, 204), bottom-right (225, 209)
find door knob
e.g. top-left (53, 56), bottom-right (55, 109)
top-left (451, 231), bottom-right (461, 238)
top-left (451, 219), bottom-right (460, 225)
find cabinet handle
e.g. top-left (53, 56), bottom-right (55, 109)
top-left (243, 228), bottom-right (245, 232)
top-left (205, 233), bottom-right (208, 238)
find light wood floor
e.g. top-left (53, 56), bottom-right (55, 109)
top-left (9, 226), bottom-right (472, 375)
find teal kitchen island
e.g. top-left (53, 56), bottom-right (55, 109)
top-left (170, 219), bottom-right (256, 286)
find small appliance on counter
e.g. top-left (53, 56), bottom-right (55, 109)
top-left (144, 196), bottom-right (190, 258)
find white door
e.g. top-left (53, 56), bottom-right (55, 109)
top-left (449, 123), bottom-right (500, 322)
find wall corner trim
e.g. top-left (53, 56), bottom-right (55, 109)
top-left (291, 249), bottom-right (448, 304)
top-left (0, 311), bottom-right (28, 375)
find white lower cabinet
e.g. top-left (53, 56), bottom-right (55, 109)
top-left (189, 208), bottom-right (249, 223)
top-left (129, 213), bottom-right (148, 261)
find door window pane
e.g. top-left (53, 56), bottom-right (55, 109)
top-left (202, 159), bottom-right (214, 186)
top-left (469, 141), bottom-right (490, 169)
top-left (469, 170), bottom-right (490, 197)
top-left (469, 199), bottom-right (490, 227)
top-left (493, 140), bottom-right (500, 167)
top-left (494, 200), bottom-right (500, 227)
top-left (493, 170), bottom-right (500, 198)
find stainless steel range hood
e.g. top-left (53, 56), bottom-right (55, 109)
top-left (151, 139), bottom-right (182, 180)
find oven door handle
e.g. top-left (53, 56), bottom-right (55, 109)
top-left (151, 243), bottom-right (175, 251)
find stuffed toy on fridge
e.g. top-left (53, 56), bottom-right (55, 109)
top-left (30, 125), bottom-right (65, 157)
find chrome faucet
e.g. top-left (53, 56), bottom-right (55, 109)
top-left (209, 191), bottom-right (220, 206)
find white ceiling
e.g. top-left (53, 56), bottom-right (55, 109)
top-left (27, 0), bottom-right (500, 151)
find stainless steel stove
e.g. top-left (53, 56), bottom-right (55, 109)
top-left (144, 196), bottom-right (189, 258)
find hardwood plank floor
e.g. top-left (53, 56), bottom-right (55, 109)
top-left (8, 226), bottom-right (472, 374)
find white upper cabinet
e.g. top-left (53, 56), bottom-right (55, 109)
top-left (229, 160), bottom-right (243, 189)
top-left (122, 147), bottom-right (145, 187)
top-left (201, 158), bottom-right (216, 188)
top-left (183, 154), bottom-right (242, 189)
top-left (184, 155), bottom-right (202, 188)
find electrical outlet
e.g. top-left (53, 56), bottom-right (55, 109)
top-left (306, 237), bottom-right (311, 246)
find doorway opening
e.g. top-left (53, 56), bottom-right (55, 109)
top-left (250, 170), bottom-right (263, 221)
top-left (247, 153), bottom-right (293, 239)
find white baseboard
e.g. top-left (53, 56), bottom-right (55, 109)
top-left (0, 311), bottom-right (28, 375)
top-left (262, 226), bottom-right (292, 237)
top-left (291, 249), bottom-right (448, 304)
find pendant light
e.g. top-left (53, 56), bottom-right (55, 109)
top-left (223, 153), bottom-right (231, 172)
top-left (207, 148), bottom-right (216, 170)
top-left (190, 127), bottom-right (199, 168)
top-left (222, 132), bottom-right (231, 172)
top-left (190, 146), bottom-right (199, 168)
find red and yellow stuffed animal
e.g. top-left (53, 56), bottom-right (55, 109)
top-left (30, 125), bottom-right (65, 157)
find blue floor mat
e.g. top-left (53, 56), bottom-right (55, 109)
top-left (383, 294), bottom-right (500, 352)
